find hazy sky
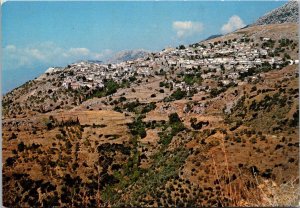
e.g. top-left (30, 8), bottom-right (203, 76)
top-left (2, 1), bottom-right (286, 93)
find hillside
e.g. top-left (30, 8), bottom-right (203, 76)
top-left (2, 21), bottom-right (299, 208)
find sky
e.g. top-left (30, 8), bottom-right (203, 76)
top-left (2, 1), bottom-right (287, 93)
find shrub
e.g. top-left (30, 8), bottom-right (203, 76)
top-left (179, 45), bottom-right (186, 50)
top-left (251, 86), bottom-right (257, 92)
top-left (128, 116), bottom-right (147, 139)
top-left (105, 79), bottom-right (119, 95)
top-left (124, 100), bottom-right (140, 112)
top-left (170, 89), bottom-right (186, 100)
top-left (18, 142), bottom-right (25, 152)
top-left (289, 109), bottom-right (299, 127)
top-left (250, 138), bottom-right (257, 144)
top-left (183, 74), bottom-right (202, 86)
top-left (169, 113), bottom-right (181, 124)
top-left (119, 96), bottom-right (127, 102)
top-left (6, 157), bottom-right (16, 166)
top-left (129, 76), bottom-right (137, 82)
top-left (141, 102), bottom-right (156, 114)
top-left (159, 113), bottom-right (185, 146)
top-left (210, 88), bottom-right (226, 98)
top-left (9, 133), bottom-right (17, 140)
top-left (235, 137), bottom-right (242, 143)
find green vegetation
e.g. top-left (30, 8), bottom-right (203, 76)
top-left (43, 116), bottom-right (56, 130)
top-left (158, 113), bottom-right (185, 146)
top-left (106, 145), bottom-right (189, 207)
top-left (190, 118), bottom-right (209, 130)
top-left (128, 115), bottom-right (147, 139)
top-left (130, 147), bottom-right (189, 204)
top-left (168, 89), bottom-right (187, 101)
top-left (141, 102), bottom-right (156, 114)
top-left (290, 108), bottom-right (299, 127)
top-left (249, 93), bottom-right (288, 111)
top-left (159, 81), bottom-right (171, 88)
top-left (279, 38), bottom-right (292, 48)
top-left (284, 53), bottom-right (291, 60)
top-left (105, 79), bottom-right (119, 95)
top-left (17, 142), bottom-right (25, 152)
top-left (261, 39), bottom-right (275, 48)
top-left (240, 62), bottom-right (274, 80)
top-left (210, 87), bottom-right (227, 98)
top-left (178, 45), bottom-right (186, 50)
top-left (85, 79), bottom-right (120, 100)
top-left (183, 73), bottom-right (202, 86)
top-left (123, 100), bottom-right (141, 112)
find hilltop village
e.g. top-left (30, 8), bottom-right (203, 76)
top-left (51, 36), bottom-right (298, 94)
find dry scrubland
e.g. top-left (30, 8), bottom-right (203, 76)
top-left (2, 23), bottom-right (299, 207)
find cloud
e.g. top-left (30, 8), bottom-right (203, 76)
top-left (173, 21), bottom-right (204, 38)
top-left (26, 48), bottom-right (46, 60)
top-left (5, 45), bottom-right (17, 51)
top-left (221, 15), bottom-right (246, 34)
top-left (2, 42), bottom-right (113, 70)
top-left (94, 49), bottom-right (113, 60)
top-left (67, 48), bottom-right (90, 56)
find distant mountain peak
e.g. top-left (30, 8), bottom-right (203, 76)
top-left (106, 49), bottom-right (150, 64)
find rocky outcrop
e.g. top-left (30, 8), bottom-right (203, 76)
top-left (253, 1), bottom-right (299, 25)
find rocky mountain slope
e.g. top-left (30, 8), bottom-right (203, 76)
top-left (253, 1), bottom-right (299, 25)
